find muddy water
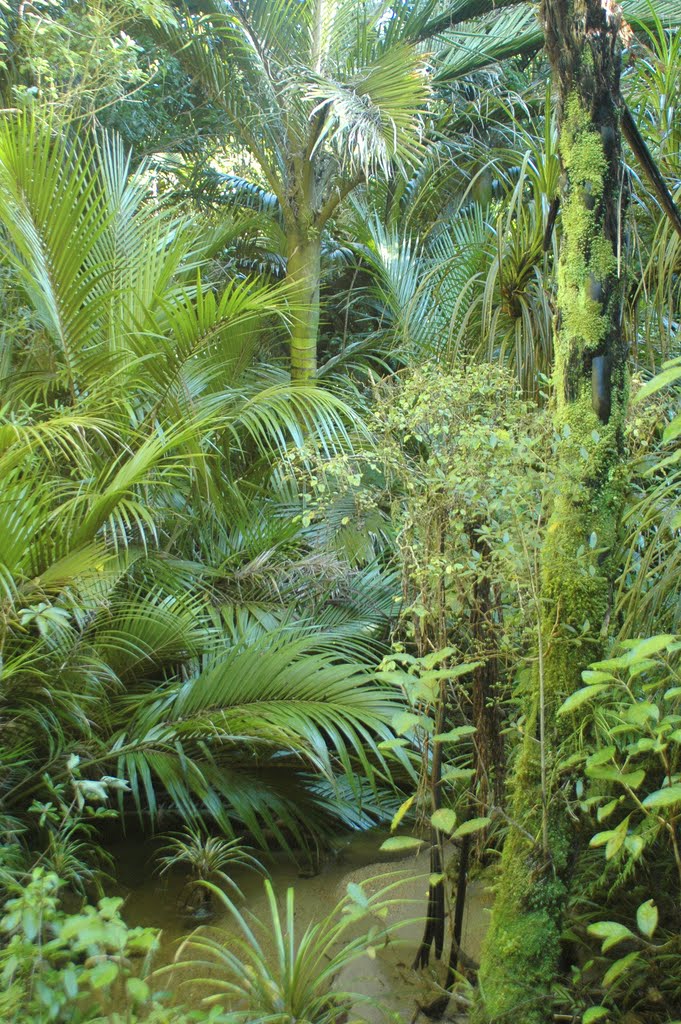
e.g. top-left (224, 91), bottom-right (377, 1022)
top-left (112, 831), bottom-right (492, 1022)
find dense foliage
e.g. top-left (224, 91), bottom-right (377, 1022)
top-left (1, 2), bottom-right (681, 1023)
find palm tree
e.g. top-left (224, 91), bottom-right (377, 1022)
top-left (0, 112), bottom-right (404, 859)
top-left (157, 0), bottom-right (566, 379)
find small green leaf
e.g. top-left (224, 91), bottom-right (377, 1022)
top-left (21, 908), bottom-right (39, 941)
top-left (89, 961), bottom-right (119, 989)
top-left (62, 967), bottom-right (78, 1000)
top-left (636, 899), bottom-right (658, 938)
top-left (623, 834), bottom-right (644, 858)
top-left (392, 712), bottom-right (422, 735)
top-left (454, 817), bottom-right (491, 838)
top-left (433, 725), bottom-right (477, 742)
top-left (441, 767), bottom-right (476, 783)
top-left (347, 882), bottom-right (369, 908)
top-left (597, 799), bottom-right (620, 823)
top-left (587, 920), bottom-right (636, 952)
top-left (431, 808), bottom-right (457, 833)
top-left (583, 1007), bottom-right (609, 1023)
top-left (126, 977), bottom-right (150, 1003)
top-left (590, 829), bottom-right (615, 848)
top-left (605, 816), bottom-right (630, 860)
top-left (380, 837), bottom-right (424, 853)
top-left (391, 795), bottom-right (415, 832)
top-left (421, 661), bottom-right (482, 680)
top-left (378, 738), bottom-right (409, 750)
top-left (603, 951), bottom-right (639, 988)
top-left (558, 684), bottom-right (608, 715)
top-left (643, 785), bottom-right (681, 809)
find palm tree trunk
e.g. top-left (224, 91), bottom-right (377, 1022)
top-left (474, 3), bottom-right (629, 1022)
top-left (287, 230), bottom-right (321, 382)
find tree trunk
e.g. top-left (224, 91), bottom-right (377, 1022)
top-left (287, 230), bottom-right (321, 382)
top-left (474, 3), bottom-right (629, 1022)
top-left (469, 530), bottom-right (505, 816)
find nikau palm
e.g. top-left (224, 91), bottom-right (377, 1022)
top-left (162, 0), bottom-right (584, 380)
top-left (162, 0), bottom-right (431, 379)
top-left (0, 113), bottom-right (402, 852)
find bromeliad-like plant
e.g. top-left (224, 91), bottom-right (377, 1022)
top-left (157, 829), bottom-right (264, 918)
top-left (165, 874), bottom-right (417, 1023)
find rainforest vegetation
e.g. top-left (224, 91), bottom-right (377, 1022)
top-left (1, 1), bottom-right (681, 1022)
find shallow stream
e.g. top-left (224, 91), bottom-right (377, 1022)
top-left (112, 830), bottom-right (492, 1022)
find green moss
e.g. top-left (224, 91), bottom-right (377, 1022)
top-left (554, 97), bottom-right (619, 362)
top-left (560, 95), bottom-right (606, 188)
top-left (474, 821), bottom-right (565, 1024)
top-left (474, 90), bottom-right (629, 1024)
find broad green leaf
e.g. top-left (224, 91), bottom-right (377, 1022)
top-left (431, 808), bottom-right (457, 833)
top-left (454, 816), bottom-right (491, 837)
top-left (586, 746), bottom-right (616, 768)
top-left (583, 1008), bottom-right (609, 1023)
top-left (392, 711), bottom-right (425, 736)
top-left (126, 978), bottom-right (150, 1003)
top-left (89, 962), bottom-right (119, 989)
top-left (634, 365), bottom-right (681, 402)
top-left (603, 951), bottom-right (639, 988)
top-left (636, 899), bottom-right (658, 938)
top-left (558, 684), bottom-right (609, 715)
top-left (582, 670), bottom-right (616, 684)
top-left (619, 635), bottom-right (676, 663)
top-left (587, 920), bottom-right (636, 952)
top-left (433, 725), bottom-right (477, 742)
top-left (380, 837), bottom-right (424, 853)
top-left (586, 765), bottom-right (623, 782)
top-left (618, 769), bottom-right (646, 790)
top-left (663, 414), bottom-right (681, 443)
top-left (441, 767), bottom-right (476, 783)
top-left (420, 647), bottom-right (457, 669)
top-left (625, 702), bottom-right (659, 726)
top-left (643, 785), bottom-right (681, 809)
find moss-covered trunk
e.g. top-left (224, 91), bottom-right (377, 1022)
top-left (474, 3), bottom-right (629, 1022)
